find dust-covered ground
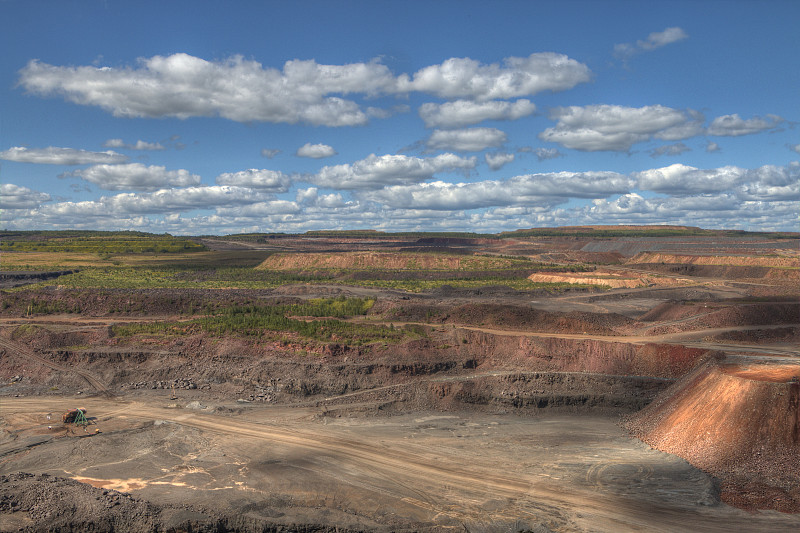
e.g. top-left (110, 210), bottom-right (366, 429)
top-left (3, 395), bottom-right (800, 533)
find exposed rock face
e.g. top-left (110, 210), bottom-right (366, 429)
top-left (627, 252), bottom-right (800, 268)
top-left (527, 271), bottom-right (682, 288)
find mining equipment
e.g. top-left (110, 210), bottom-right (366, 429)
top-left (62, 407), bottom-right (94, 432)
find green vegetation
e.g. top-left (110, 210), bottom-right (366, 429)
top-left (21, 298), bottom-right (81, 315)
top-left (291, 297), bottom-right (375, 317)
top-left (112, 297), bottom-right (408, 345)
top-left (15, 228), bottom-right (786, 294)
top-left (21, 264), bottom-right (598, 292)
top-left (26, 267), bottom-right (335, 290)
top-left (256, 251), bottom-right (537, 271)
top-left (6, 241), bottom-right (596, 291)
top-left (0, 232), bottom-right (205, 254)
top-left (10, 323), bottom-right (43, 339)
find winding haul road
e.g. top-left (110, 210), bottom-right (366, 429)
top-left (4, 395), bottom-right (800, 532)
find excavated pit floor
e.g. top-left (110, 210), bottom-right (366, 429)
top-left (3, 395), bottom-right (800, 532)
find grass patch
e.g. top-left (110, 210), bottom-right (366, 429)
top-left (112, 297), bottom-right (407, 345)
top-left (22, 266), bottom-right (332, 290)
top-left (256, 251), bottom-right (536, 271)
top-left (0, 232), bottom-right (205, 254)
top-left (20, 298), bottom-right (82, 315)
top-left (20, 266), bottom-right (604, 292)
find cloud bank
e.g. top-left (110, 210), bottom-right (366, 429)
top-left (0, 146), bottom-right (128, 165)
top-left (309, 153), bottom-right (477, 189)
top-left (18, 52), bottom-right (590, 127)
top-left (62, 163), bottom-right (201, 191)
top-left (539, 105), bottom-right (782, 152)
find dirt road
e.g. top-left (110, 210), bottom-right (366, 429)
top-left (356, 318), bottom-right (800, 357)
top-left (3, 396), bottom-right (799, 532)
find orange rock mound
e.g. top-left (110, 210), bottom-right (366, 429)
top-left (627, 358), bottom-right (800, 512)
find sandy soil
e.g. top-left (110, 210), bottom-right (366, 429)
top-left (3, 395), bottom-right (800, 532)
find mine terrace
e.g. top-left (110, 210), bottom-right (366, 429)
top-left (1, 226), bottom-right (799, 532)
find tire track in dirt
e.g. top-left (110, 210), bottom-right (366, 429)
top-left (0, 337), bottom-right (113, 397)
top-left (105, 406), bottom-right (800, 532)
top-left (134, 407), bottom-right (534, 497)
top-left (4, 397), bottom-right (800, 532)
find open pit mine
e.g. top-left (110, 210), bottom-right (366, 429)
top-left (1, 226), bottom-right (798, 532)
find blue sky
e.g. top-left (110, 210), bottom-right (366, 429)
top-left (1, 0), bottom-right (798, 234)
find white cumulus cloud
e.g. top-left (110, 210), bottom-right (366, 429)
top-left (407, 53), bottom-right (591, 100)
top-left (418, 99), bottom-right (536, 128)
top-left (707, 114), bottom-right (783, 136)
top-left (485, 152), bottom-right (515, 171)
top-left (427, 128), bottom-right (507, 152)
top-left (18, 52), bottom-right (589, 127)
top-left (582, 193), bottom-right (796, 230)
top-left (103, 139), bottom-right (165, 150)
top-left (310, 153), bottom-right (477, 190)
top-left (649, 142), bottom-right (691, 158)
top-left (539, 105), bottom-right (702, 152)
top-left (37, 186), bottom-right (269, 217)
top-left (0, 146), bottom-right (128, 165)
top-left (737, 162), bottom-right (800, 201)
top-left (635, 161), bottom-right (799, 200)
top-left (18, 54), bottom-right (397, 127)
top-left (614, 27), bottom-right (688, 62)
top-left (635, 164), bottom-right (746, 195)
top-left (360, 171), bottom-right (630, 210)
top-left (61, 163), bottom-right (201, 191)
top-left (215, 199), bottom-right (301, 217)
top-left (296, 143), bottom-right (337, 159)
top-left (215, 169), bottom-right (291, 192)
top-left (0, 183), bottom-right (51, 209)
top-left (638, 27), bottom-right (689, 50)
top-left (519, 147), bottom-right (564, 161)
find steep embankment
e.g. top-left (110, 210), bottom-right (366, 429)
top-left (627, 252), bottom-right (800, 268)
top-left (388, 301), bottom-right (634, 335)
top-left (480, 332), bottom-right (709, 380)
top-left (3, 322), bottom-right (711, 414)
top-left (627, 359), bottom-right (800, 512)
top-left (256, 251), bottom-right (522, 271)
top-left (625, 252), bottom-right (800, 280)
top-left (635, 301), bottom-right (800, 335)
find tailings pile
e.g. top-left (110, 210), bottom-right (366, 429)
top-left (627, 359), bottom-right (800, 512)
